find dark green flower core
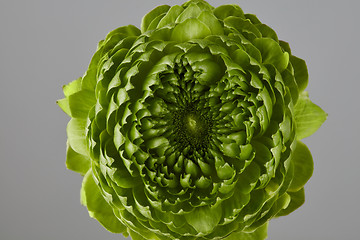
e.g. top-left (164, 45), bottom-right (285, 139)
top-left (58, 0), bottom-right (326, 239)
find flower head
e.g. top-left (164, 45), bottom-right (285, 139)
top-left (58, 1), bottom-right (326, 239)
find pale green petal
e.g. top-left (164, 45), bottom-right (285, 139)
top-left (276, 188), bottom-right (305, 217)
top-left (66, 118), bottom-right (88, 156)
top-left (223, 222), bottom-right (268, 240)
top-left (141, 5), bottom-right (170, 33)
top-left (171, 18), bottom-right (211, 42)
top-left (253, 38), bottom-right (289, 72)
top-left (294, 91), bottom-right (327, 139)
top-left (81, 170), bottom-right (128, 234)
top-left (66, 141), bottom-right (90, 175)
top-left (288, 141), bottom-right (314, 192)
top-left (184, 205), bottom-right (222, 234)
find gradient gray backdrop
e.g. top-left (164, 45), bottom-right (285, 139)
top-left (1, 0), bottom-right (359, 239)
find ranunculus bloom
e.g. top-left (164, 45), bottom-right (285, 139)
top-left (58, 1), bottom-right (326, 239)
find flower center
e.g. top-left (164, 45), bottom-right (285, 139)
top-left (172, 103), bottom-right (212, 152)
top-left (185, 114), bottom-right (203, 135)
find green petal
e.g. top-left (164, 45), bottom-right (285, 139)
top-left (157, 5), bottom-right (184, 29)
top-left (56, 98), bottom-right (71, 117)
top-left (279, 40), bottom-right (291, 54)
top-left (288, 141), bottom-right (314, 192)
top-left (57, 78), bottom-right (83, 117)
top-left (171, 18), bottom-right (211, 42)
top-left (182, 0), bottom-right (213, 11)
top-left (290, 55), bottom-right (308, 92)
top-left (255, 23), bottom-right (278, 42)
top-left (81, 170), bottom-right (128, 234)
top-left (68, 90), bottom-right (96, 119)
top-left (63, 77), bottom-right (82, 97)
top-left (213, 4), bottom-right (245, 20)
top-left (276, 188), bottom-right (305, 217)
top-left (184, 205), bottom-right (222, 234)
top-left (66, 118), bottom-right (88, 156)
top-left (282, 69), bottom-right (299, 104)
top-left (128, 230), bottom-right (148, 240)
top-left (175, 2), bottom-right (202, 23)
top-left (224, 17), bottom-right (261, 38)
top-left (245, 14), bottom-right (261, 24)
top-left (141, 5), bottom-right (170, 33)
top-left (253, 38), bottom-right (289, 72)
top-left (223, 222), bottom-right (268, 240)
top-left (66, 141), bottom-right (90, 175)
top-left (198, 10), bottom-right (224, 35)
top-left (294, 91), bottom-right (327, 140)
top-left (146, 13), bottom-right (167, 32)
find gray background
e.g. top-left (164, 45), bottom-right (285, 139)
top-left (0, 0), bottom-right (359, 239)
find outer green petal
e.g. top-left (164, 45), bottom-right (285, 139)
top-left (68, 89), bottom-right (96, 119)
top-left (182, 0), bottom-right (213, 10)
top-left (157, 5), bottom-right (184, 29)
top-left (63, 77), bottom-right (82, 97)
top-left (223, 222), bottom-right (268, 240)
top-left (198, 11), bottom-right (224, 35)
top-left (66, 141), bottom-right (90, 175)
top-left (171, 18), bottom-right (211, 42)
top-left (288, 141), bottom-right (314, 192)
top-left (56, 98), bottom-right (71, 117)
top-left (279, 40), bottom-right (291, 54)
top-left (57, 78), bottom-right (82, 117)
top-left (290, 55), bottom-right (308, 92)
top-left (184, 205), bottom-right (222, 235)
top-left (255, 23), bottom-right (279, 42)
top-left (141, 5), bottom-right (170, 33)
top-left (81, 170), bottom-right (128, 234)
top-left (253, 38), bottom-right (289, 72)
top-left (66, 118), bottom-right (88, 156)
top-left (294, 91), bottom-right (327, 140)
top-left (213, 4), bottom-right (245, 20)
top-left (175, 2), bottom-right (202, 23)
top-left (276, 188), bottom-right (305, 217)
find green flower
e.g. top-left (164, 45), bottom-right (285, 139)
top-left (57, 0), bottom-right (327, 239)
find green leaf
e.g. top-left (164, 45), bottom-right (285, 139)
top-left (294, 91), bottom-right (327, 139)
top-left (184, 205), bottom-right (222, 234)
top-left (223, 222), bottom-right (268, 240)
top-left (66, 141), bottom-right (91, 175)
top-left (68, 90), bottom-right (96, 119)
top-left (288, 141), bottom-right (314, 191)
top-left (276, 188), bottom-right (305, 217)
top-left (66, 118), bottom-right (88, 156)
top-left (253, 38), bottom-right (289, 72)
top-left (81, 170), bottom-right (128, 234)
top-left (171, 18), bottom-right (211, 42)
top-left (290, 55), bottom-right (308, 92)
top-left (141, 5), bottom-right (170, 33)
